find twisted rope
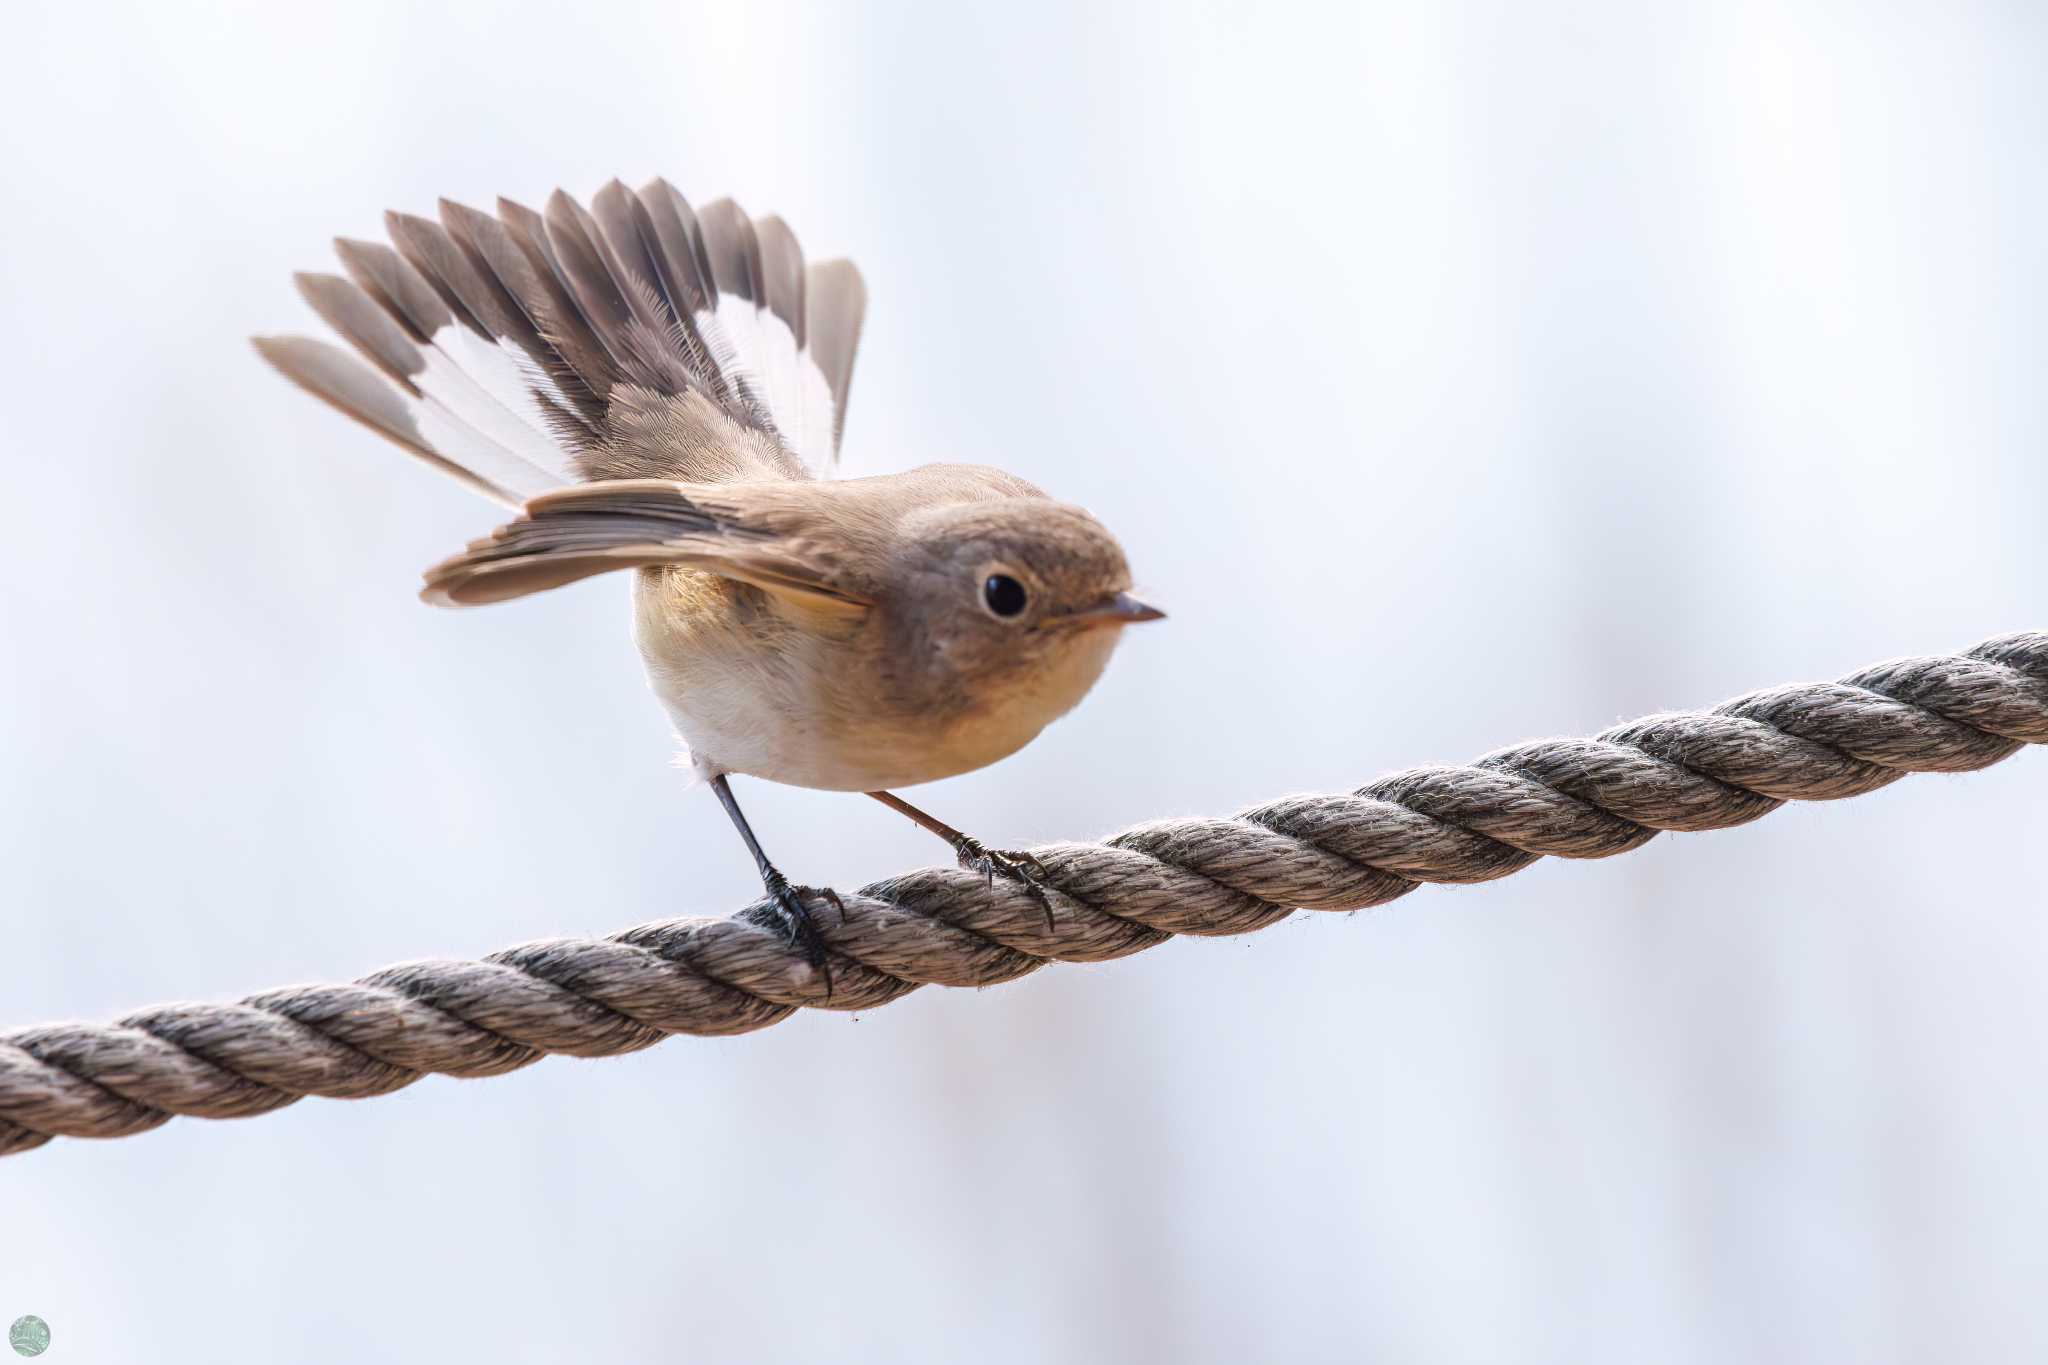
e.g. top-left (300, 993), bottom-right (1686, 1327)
top-left (4, 632), bottom-right (2043, 1159)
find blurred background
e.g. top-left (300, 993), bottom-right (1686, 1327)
top-left (2, 1), bottom-right (2044, 1360)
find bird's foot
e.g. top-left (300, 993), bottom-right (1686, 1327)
top-left (953, 836), bottom-right (1056, 932)
top-left (760, 869), bottom-right (844, 996)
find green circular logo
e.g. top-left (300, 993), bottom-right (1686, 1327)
top-left (6, 1317), bottom-right (47, 1357)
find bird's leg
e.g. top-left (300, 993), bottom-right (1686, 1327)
top-left (866, 791), bottom-right (1055, 931)
top-left (711, 776), bottom-right (842, 993)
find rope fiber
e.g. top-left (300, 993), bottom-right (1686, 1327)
top-left (3, 631), bottom-right (2043, 1159)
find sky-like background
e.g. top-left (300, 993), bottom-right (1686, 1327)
top-left (2, 1), bottom-right (2044, 1360)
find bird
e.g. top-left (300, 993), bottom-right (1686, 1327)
top-left (253, 177), bottom-right (1164, 982)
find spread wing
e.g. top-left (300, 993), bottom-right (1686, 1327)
top-left (420, 479), bottom-right (871, 612)
top-left (256, 179), bottom-right (869, 506)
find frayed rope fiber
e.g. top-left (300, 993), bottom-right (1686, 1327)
top-left (3, 631), bottom-right (2043, 1159)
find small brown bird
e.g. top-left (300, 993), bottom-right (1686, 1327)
top-left (255, 177), bottom-right (1162, 973)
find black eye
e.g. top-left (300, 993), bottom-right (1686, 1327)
top-left (982, 573), bottom-right (1028, 618)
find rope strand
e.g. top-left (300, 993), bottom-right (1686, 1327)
top-left (3, 631), bottom-right (2042, 1159)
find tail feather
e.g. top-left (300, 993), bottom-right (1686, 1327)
top-left (754, 215), bottom-right (806, 346)
top-left (257, 176), bottom-right (871, 509)
top-left (495, 196), bottom-right (628, 386)
top-left (689, 197), bottom-right (783, 444)
top-left (253, 336), bottom-right (523, 507)
top-left (592, 179), bottom-right (718, 384)
top-left (434, 198), bottom-right (610, 432)
top-left (806, 258), bottom-right (867, 452)
top-left (293, 267), bottom-right (566, 493)
top-left (629, 181), bottom-right (756, 427)
top-left (333, 238), bottom-right (572, 478)
top-left (635, 179), bottom-right (719, 320)
top-left (384, 209), bottom-right (604, 449)
top-left (696, 197), bottom-right (764, 302)
top-left (291, 271), bottom-right (417, 390)
top-left (542, 189), bottom-right (653, 355)
top-left (384, 210), bottom-right (498, 340)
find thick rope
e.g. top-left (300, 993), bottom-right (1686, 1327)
top-left (3, 631), bottom-right (2043, 1159)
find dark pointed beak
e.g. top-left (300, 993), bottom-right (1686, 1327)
top-left (1058, 591), bottom-right (1167, 628)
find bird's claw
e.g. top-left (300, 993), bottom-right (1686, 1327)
top-left (760, 869), bottom-right (842, 996)
top-left (953, 837), bottom-right (1057, 932)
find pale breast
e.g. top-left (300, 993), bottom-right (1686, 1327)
top-left (630, 566), bottom-right (1121, 791)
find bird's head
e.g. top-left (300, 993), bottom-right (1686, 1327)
top-left (881, 496), bottom-right (1164, 736)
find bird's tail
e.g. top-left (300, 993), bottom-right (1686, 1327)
top-left (255, 180), bottom-right (867, 506)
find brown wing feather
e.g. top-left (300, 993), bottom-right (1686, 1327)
top-left (421, 479), bottom-right (872, 611)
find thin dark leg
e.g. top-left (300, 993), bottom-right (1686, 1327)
top-left (866, 791), bottom-right (1056, 931)
top-left (712, 775), bottom-right (842, 992)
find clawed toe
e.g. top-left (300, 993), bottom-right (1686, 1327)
top-left (954, 838), bottom-right (1057, 932)
top-left (761, 871), bottom-right (840, 996)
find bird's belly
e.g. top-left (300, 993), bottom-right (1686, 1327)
top-left (631, 568), bottom-right (1118, 793)
top-left (648, 662), bottom-right (1037, 791)
top-left (632, 570), bottom-right (1029, 791)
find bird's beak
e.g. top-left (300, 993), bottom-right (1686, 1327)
top-left (1053, 591), bottom-right (1167, 629)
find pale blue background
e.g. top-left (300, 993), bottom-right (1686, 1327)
top-left (1, 2), bottom-right (2044, 1361)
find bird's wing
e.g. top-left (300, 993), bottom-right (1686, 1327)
top-left (255, 180), bottom-right (868, 505)
top-left (420, 479), bottom-right (872, 611)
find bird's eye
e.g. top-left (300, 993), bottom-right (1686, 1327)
top-left (982, 573), bottom-right (1028, 618)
